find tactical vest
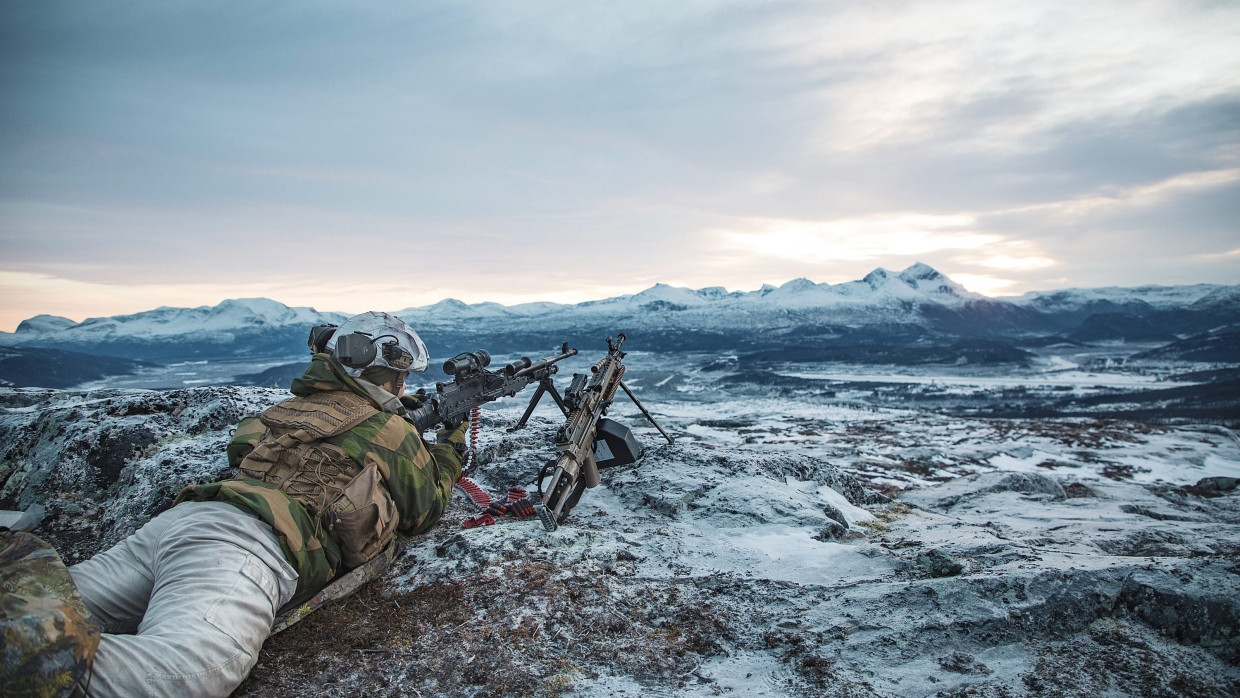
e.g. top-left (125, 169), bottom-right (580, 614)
top-left (235, 390), bottom-right (398, 568)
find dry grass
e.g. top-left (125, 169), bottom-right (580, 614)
top-left (237, 556), bottom-right (734, 697)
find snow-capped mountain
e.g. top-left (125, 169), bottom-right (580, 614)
top-left (396, 262), bottom-right (986, 325)
top-left (1012, 283), bottom-right (1228, 312)
top-left (1, 264), bottom-right (1237, 384)
top-left (8, 298), bottom-right (343, 343)
top-left (14, 314), bottom-right (78, 334)
top-left (0, 299), bottom-right (351, 387)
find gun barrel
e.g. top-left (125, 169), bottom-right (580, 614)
top-left (502, 357), bottom-right (532, 376)
top-left (514, 347), bottom-right (578, 378)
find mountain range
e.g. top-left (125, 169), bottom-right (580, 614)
top-left (1, 263), bottom-right (1237, 388)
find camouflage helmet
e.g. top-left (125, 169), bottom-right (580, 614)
top-left (325, 311), bottom-right (429, 377)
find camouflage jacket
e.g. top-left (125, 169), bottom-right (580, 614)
top-left (176, 355), bottom-right (462, 605)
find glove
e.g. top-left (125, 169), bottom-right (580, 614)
top-left (400, 388), bottom-right (428, 411)
top-left (436, 420), bottom-right (469, 452)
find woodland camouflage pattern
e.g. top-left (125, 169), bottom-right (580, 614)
top-left (0, 531), bottom-right (99, 698)
top-left (177, 354), bottom-right (462, 606)
top-left (226, 416), bottom-right (266, 468)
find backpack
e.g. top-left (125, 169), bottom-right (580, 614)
top-left (0, 530), bottom-right (100, 697)
top-left (234, 391), bottom-right (399, 568)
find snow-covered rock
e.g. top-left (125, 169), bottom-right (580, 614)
top-left (3, 384), bottom-right (1238, 697)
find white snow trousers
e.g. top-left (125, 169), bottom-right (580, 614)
top-left (68, 501), bottom-right (298, 698)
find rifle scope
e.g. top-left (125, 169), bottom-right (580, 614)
top-left (503, 357), bottom-right (533, 376)
top-left (443, 350), bottom-right (491, 376)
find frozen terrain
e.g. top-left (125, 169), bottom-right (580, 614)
top-left (2, 356), bottom-right (1238, 696)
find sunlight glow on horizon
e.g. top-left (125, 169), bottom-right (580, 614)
top-left (716, 213), bottom-right (996, 264)
top-left (0, 271), bottom-right (706, 332)
top-left (949, 274), bottom-right (1022, 297)
top-left (0, 264), bottom-right (1032, 334)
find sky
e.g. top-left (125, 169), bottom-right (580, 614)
top-left (1, 1), bottom-right (1238, 332)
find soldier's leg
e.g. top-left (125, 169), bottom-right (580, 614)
top-left (81, 502), bottom-right (296, 698)
top-left (69, 504), bottom-right (181, 634)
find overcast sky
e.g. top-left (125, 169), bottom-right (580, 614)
top-left (1, 1), bottom-right (1237, 331)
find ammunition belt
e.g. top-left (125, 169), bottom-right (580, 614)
top-left (455, 477), bottom-right (537, 528)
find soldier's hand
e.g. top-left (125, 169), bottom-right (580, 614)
top-left (400, 388), bottom-right (428, 411)
top-left (436, 420), bottom-right (469, 451)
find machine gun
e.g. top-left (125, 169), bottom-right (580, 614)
top-left (403, 344), bottom-right (578, 435)
top-left (514, 333), bottom-right (674, 531)
top-left (308, 323), bottom-right (577, 435)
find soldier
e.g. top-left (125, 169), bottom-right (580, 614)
top-left (61, 311), bottom-right (465, 697)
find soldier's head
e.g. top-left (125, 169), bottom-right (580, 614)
top-left (322, 311), bottom-right (428, 395)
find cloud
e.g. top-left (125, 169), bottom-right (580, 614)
top-left (766, 1), bottom-right (1240, 151)
top-left (713, 213), bottom-right (996, 264)
top-left (692, 211), bottom-right (1071, 296)
top-left (708, 212), bottom-right (1070, 269)
top-left (0, 1), bottom-right (1237, 328)
top-left (947, 274), bottom-right (1023, 296)
top-left (1199, 247), bottom-right (1240, 261)
top-left (971, 255), bottom-right (1056, 272)
top-left (997, 168), bottom-right (1240, 221)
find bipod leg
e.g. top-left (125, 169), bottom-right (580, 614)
top-left (542, 378), bottom-right (571, 417)
top-left (618, 381), bottom-right (674, 445)
top-left (512, 377), bottom-right (571, 431)
top-left (512, 383), bottom-right (547, 431)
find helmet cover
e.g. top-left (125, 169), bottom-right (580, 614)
top-left (325, 311), bottom-right (429, 377)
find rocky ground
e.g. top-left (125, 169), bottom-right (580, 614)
top-left (2, 385), bottom-right (1238, 697)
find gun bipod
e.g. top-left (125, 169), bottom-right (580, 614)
top-left (618, 380), bottom-right (674, 445)
top-left (510, 375), bottom-right (571, 431)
